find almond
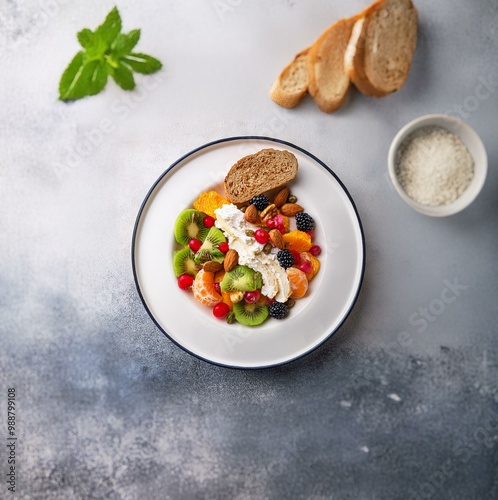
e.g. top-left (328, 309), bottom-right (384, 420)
top-left (244, 204), bottom-right (258, 224)
top-left (280, 203), bottom-right (303, 216)
top-left (273, 186), bottom-right (290, 208)
top-left (269, 229), bottom-right (284, 249)
top-left (203, 261), bottom-right (223, 273)
top-left (224, 249), bottom-right (239, 272)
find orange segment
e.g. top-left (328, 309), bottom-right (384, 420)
top-left (281, 215), bottom-right (290, 232)
top-left (192, 269), bottom-right (223, 307)
top-left (283, 230), bottom-right (312, 253)
top-left (213, 271), bottom-right (233, 308)
top-left (193, 190), bottom-right (229, 218)
top-left (300, 252), bottom-right (320, 281)
top-left (221, 292), bottom-right (234, 310)
top-left (214, 270), bottom-right (225, 283)
top-left (286, 267), bottom-right (309, 299)
top-left (257, 294), bottom-right (270, 306)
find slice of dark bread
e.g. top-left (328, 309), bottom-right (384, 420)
top-left (224, 149), bottom-right (298, 204)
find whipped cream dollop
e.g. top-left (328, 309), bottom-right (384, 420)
top-left (214, 204), bottom-right (291, 302)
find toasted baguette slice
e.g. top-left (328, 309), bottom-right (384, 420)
top-left (345, 17), bottom-right (389, 97)
top-left (224, 149), bottom-right (298, 204)
top-left (270, 48), bottom-right (309, 109)
top-left (363, 0), bottom-right (418, 94)
top-left (307, 1), bottom-right (381, 113)
top-left (307, 16), bottom-right (358, 113)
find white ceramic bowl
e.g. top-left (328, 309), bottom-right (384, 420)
top-left (388, 114), bottom-right (487, 216)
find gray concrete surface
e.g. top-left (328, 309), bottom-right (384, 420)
top-left (1, 0), bottom-right (497, 498)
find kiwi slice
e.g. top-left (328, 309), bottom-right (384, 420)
top-left (173, 248), bottom-right (200, 277)
top-left (220, 265), bottom-right (262, 293)
top-left (194, 227), bottom-right (226, 264)
top-left (233, 301), bottom-right (269, 327)
top-left (174, 209), bottom-right (209, 246)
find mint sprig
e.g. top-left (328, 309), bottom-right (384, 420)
top-left (59, 7), bottom-right (162, 101)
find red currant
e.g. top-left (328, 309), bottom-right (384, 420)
top-left (299, 261), bottom-right (313, 274)
top-left (244, 290), bottom-right (260, 303)
top-left (189, 239), bottom-right (202, 252)
top-left (277, 224), bottom-right (286, 234)
top-left (213, 302), bottom-right (230, 319)
top-left (309, 245), bottom-right (322, 256)
top-left (254, 229), bottom-right (270, 244)
top-left (178, 274), bottom-right (194, 290)
top-left (203, 215), bottom-right (215, 228)
top-left (214, 282), bottom-right (221, 294)
top-left (306, 230), bottom-right (314, 239)
top-left (266, 217), bottom-right (276, 229)
top-left (290, 250), bottom-right (301, 265)
top-left (219, 242), bottom-right (229, 253)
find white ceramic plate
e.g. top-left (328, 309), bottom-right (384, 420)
top-left (132, 137), bottom-right (365, 369)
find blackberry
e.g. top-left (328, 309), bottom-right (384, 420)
top-left (277, 249), bottom-right (294, 269)
top-left (268, 301), bottom-right (288, 320)
top-left (295, 212), bottom-right (314, 231)
top-left (249, 195), bottom-right (269, 211)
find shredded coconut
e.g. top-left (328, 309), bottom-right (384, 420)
top-left (395, 126), bottom-right (474, 206)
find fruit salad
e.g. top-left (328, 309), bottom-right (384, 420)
top-left (173, 187), bottom-right (321, 326)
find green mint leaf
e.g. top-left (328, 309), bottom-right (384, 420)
top-left (59, 51), bottom-right (85, 100)
top-left (85, 59), bottom-right (108, 95)
top-left (111, 29), bottom-right (141, 58)
top-left (59, 7), bottom-right (162, 101)
top-left (95, 6), bottom-right (122, 46)
top-left (77, 28), bottom-right (94, 48)
top-left (110, 62), bottom-right (136, 90)
top-left (122, 53), bottom-right (162, 74)
top-left (59, 55), bottom-right (108, 101)
top-left (77, 28), bottom-right (108, 60)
